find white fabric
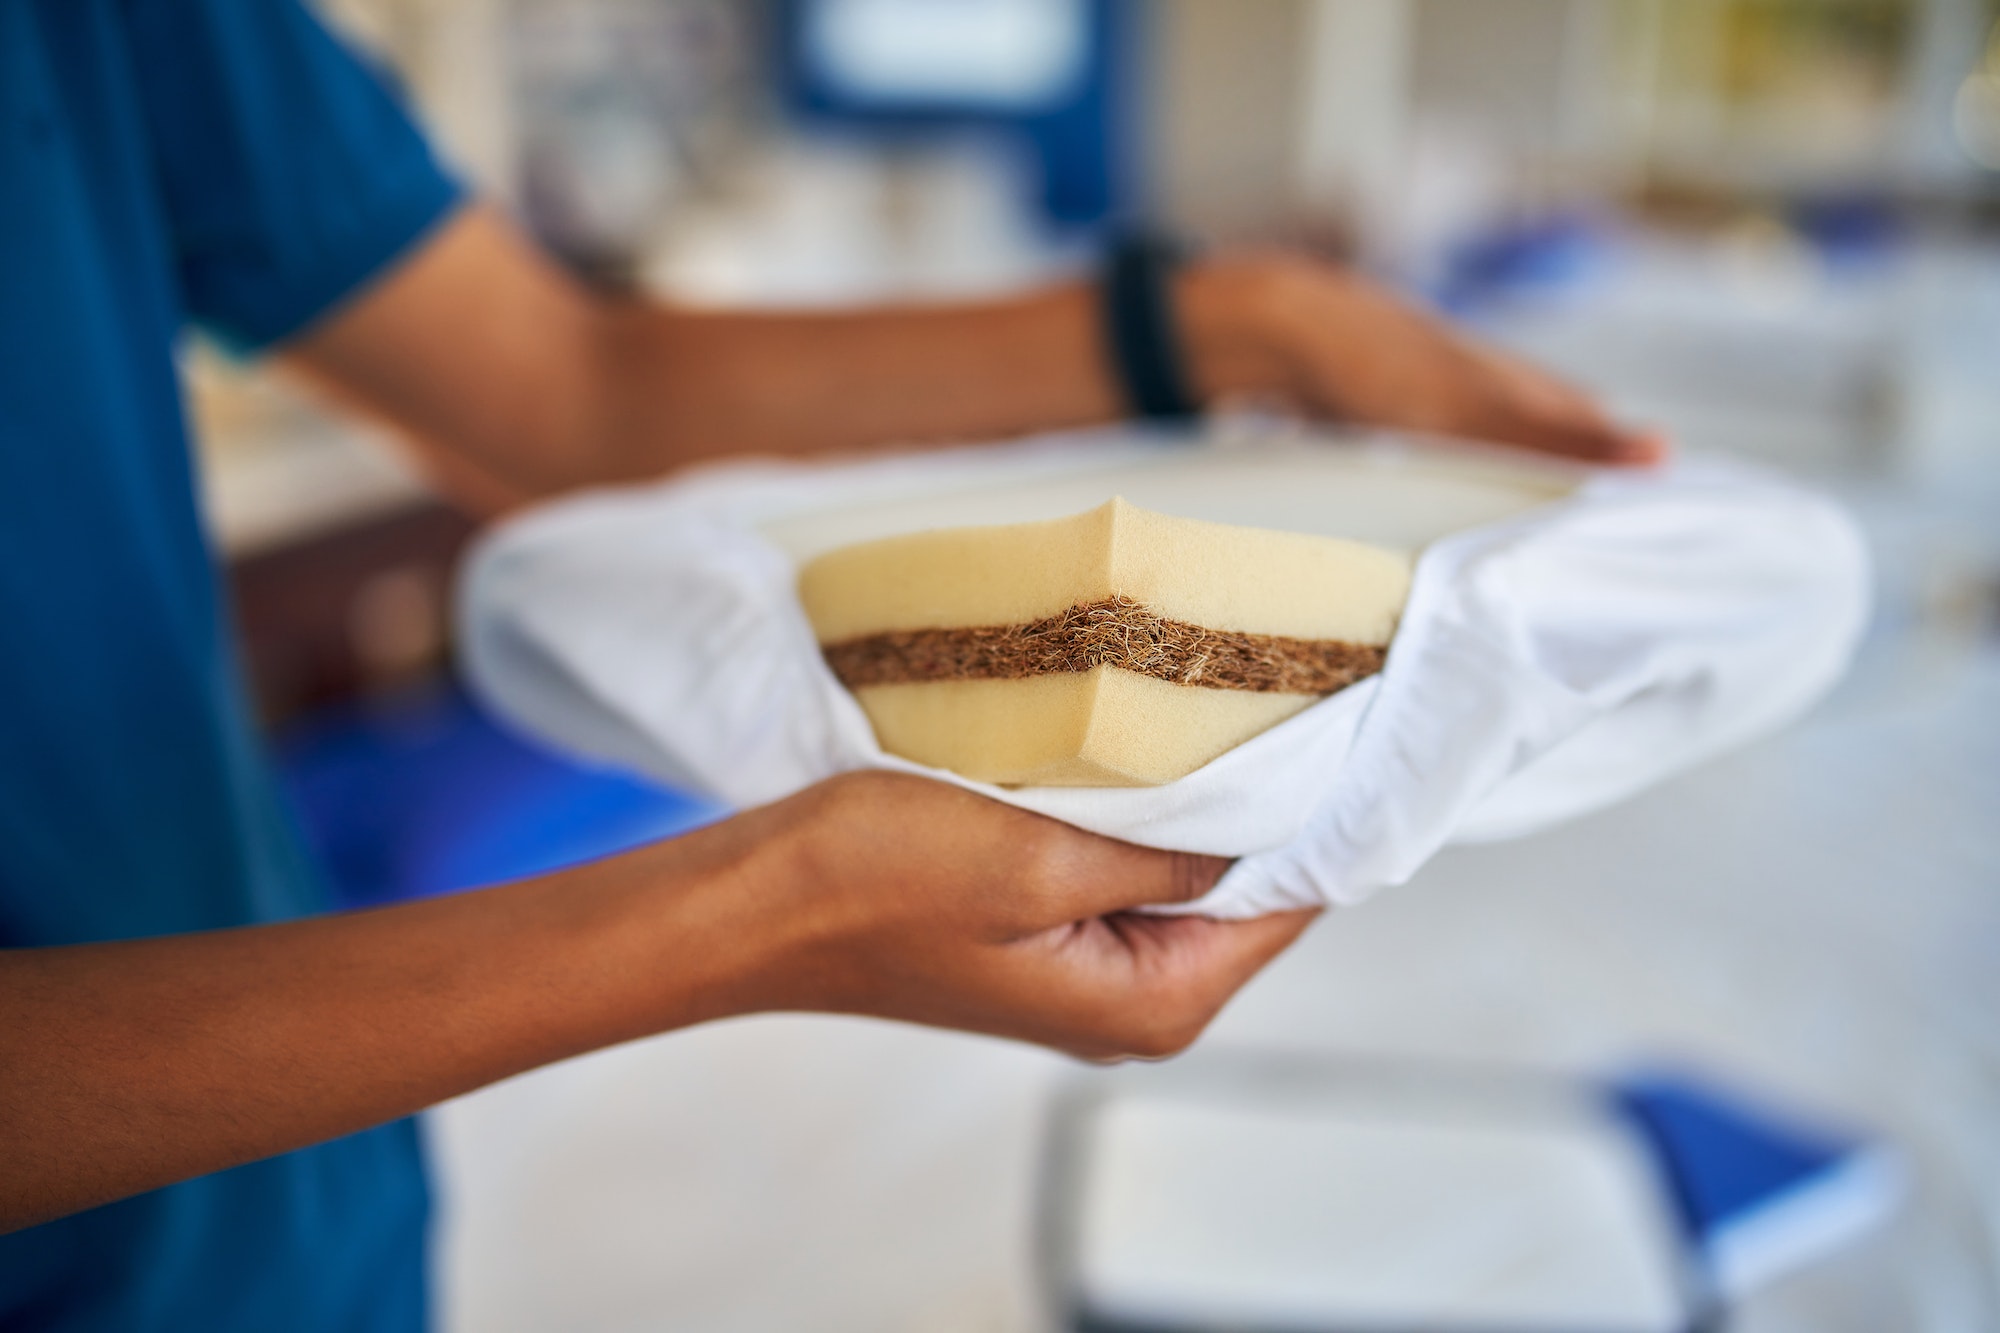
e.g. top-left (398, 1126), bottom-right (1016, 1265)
top-left (457, 430), bottom-right (1867, 918)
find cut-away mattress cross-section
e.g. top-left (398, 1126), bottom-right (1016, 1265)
top-left (796, 497), bottom-right (1412, 787)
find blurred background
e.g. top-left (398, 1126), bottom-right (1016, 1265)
top-left (193, 2), bottom-right (1998, 1330)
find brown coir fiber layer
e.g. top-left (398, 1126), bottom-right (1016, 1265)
top-left (822, 596), bottom-right (1386, 695)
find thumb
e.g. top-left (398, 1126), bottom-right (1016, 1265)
top-left (1027, 826), bottom-right (1234, 923)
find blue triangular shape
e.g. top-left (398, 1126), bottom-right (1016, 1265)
top-left (1610, 1068), bottom-right (1900, 1297)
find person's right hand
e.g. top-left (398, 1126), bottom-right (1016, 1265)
top-left (679, 771), bottom-right (1317, 1060)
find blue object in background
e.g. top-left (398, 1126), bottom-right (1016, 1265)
top-left (1436, 211), bottom-right (1614, 314)
top-left (1611, 1069), bottom-right (1903, 1301)
top-left (776, 0), bottom-right (1138, 228)
top-left (1787, 194), bottom-right (1905, 273)
top-left (279, 683), bottom-right (720, 909)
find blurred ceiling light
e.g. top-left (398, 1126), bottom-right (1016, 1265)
top-left (803, 0), bottom-right (1087, 109)
top-left (1953, 19), bottom-right (2000, 169)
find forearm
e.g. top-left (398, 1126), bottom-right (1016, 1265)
top-left (0, 824), bottom-right (768, 1234)
top-left (587, 265), bottom-right (1286, 481)
top-left (596, 289), bottom-right (1119, 474)
top-left (282, 206), bottom-right (1291, 507)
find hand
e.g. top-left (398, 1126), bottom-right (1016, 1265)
top-left (704, 772), bottom-right (1317, 1060)
top-left (1182, 253), bottom-right (1666, 465)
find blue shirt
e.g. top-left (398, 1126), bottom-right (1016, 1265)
top-left (1, 1), bottom-right (460, 1326)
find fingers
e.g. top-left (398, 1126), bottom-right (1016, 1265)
top-left (1466, 347), bottom-right (1666, 466)
top-left (1196, 906), bottom-right (1321, 978)
top-left (1124, 908), bottom-right (1319, 1006)
top-left (1042, 909), bottom-right (1322, 1059)
top-left (1501, 403), bottom-right (1667, 466)
top-left (1492, 402), bottom-right (1664, 466)
top-left (1282, 261), bottom-right (1665, 467)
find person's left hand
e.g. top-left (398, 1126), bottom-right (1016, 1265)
top-left (1181, 253), bottom-right (1666, 466)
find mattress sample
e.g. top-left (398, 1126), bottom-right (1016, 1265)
top-left (459, 430), bottom-right (1869, 915)
top-left (798, 499), bottom-right (1411, 785)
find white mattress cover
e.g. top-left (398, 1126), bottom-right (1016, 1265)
top-left (457, 427), bottom-right (1868, 916)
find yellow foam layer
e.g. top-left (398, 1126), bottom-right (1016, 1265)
top-left (854, 668), bottom-right (1320, 787)
top-left (797, 498), bottom-right (1412, 644)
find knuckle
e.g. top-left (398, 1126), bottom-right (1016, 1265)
top-left (1007, 826), bottom-right (1080, 918)
top-left (806, 769), bottom-right (886, 826)
top-left (1164, 853), bottom-right (1226, 904)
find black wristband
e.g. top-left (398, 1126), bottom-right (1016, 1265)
top-left (1101, 229), bottom-right (1199, 423)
